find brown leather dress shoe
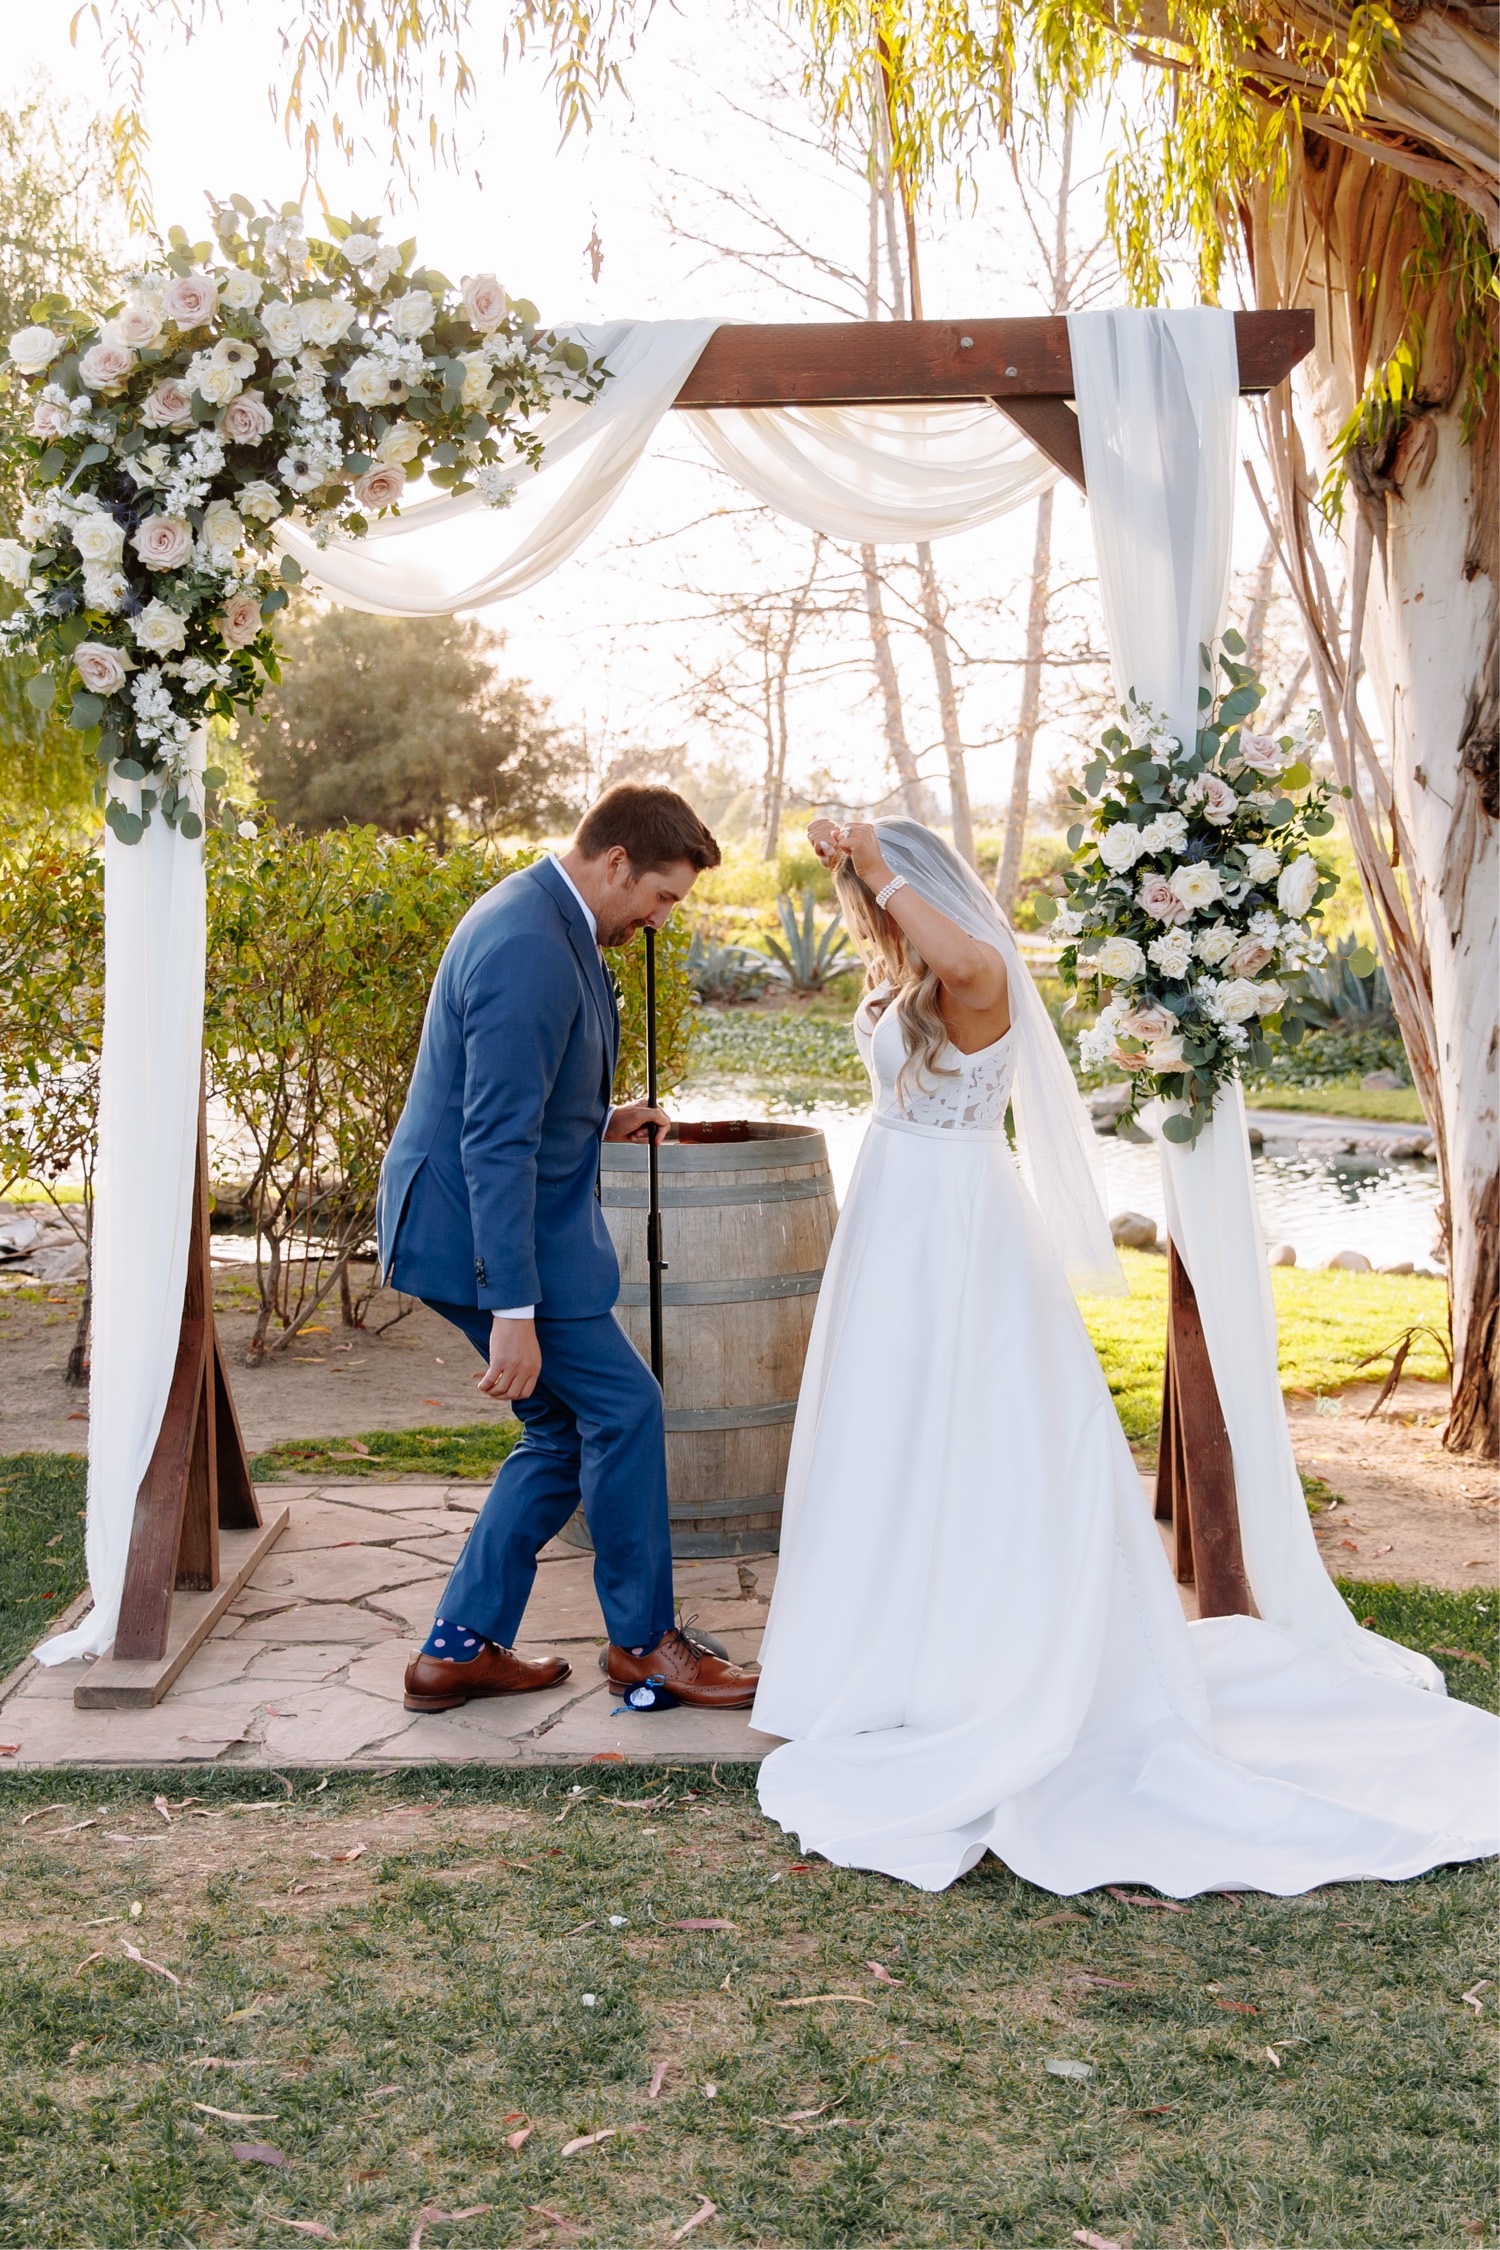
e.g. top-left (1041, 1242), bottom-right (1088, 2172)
top-left (403, 1644), bottom-right (570, 1713)
top-left (606, 1624), bottom-right (760, 1710)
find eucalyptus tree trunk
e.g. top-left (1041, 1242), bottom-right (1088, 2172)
top-left (860, 545), bottom-right (938, 821)
top-left (760, 537), bottom-right (824, 857)
top-left (1249, 139), bottom-right (1498, 1457)
top-left (915, 541), bottom-right (974, 862)
top-left (996, 484), bottom-right (1054, 912)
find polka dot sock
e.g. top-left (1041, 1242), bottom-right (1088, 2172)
top-left (421, 1617), bottom-right (486, 1663)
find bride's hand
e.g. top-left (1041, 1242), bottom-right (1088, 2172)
top-left (807, 817), bottom-right (847, 869)
top-left (839, 821), bottom-right (888, 888)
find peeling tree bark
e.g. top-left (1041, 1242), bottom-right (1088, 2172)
top-left (860, 544), bottom-right (938, 822)
top-left (915, 540), bottom-right (974, 862)
top-left (996, 484), bottom-right (1055, 911)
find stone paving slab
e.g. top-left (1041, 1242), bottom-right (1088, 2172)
top-left (3, 1477), bottom-right (1187, 1771)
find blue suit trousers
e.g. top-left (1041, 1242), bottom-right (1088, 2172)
top-left (424, 1302), bottom-right (675, 1652)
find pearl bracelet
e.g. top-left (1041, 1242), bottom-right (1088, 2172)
top-left (874, 873), bottom-right (908, 911)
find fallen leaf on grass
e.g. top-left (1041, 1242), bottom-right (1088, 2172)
top-left (866, 1961), bottom-right (903, 1985)
top-left (225, 2001), bottom-right (268, 2022)
top-left (1045, 2059), bottom-right (1093, 2080)
top-left (1212, 1999), bottom-right (1258, 2015)
top-left (1461, 1981), bottom-right (1491, 2014)
top-left (1078, 1974), bottom-right (1138, 1991)
top-left (528, 2208), bottom-right (581, 2240)
top-left (561, 1920), bottom-right (597, 1937)
top-left (506, 2124), bottom-right (533, 2151)
top-left (773, 1993), bottom-right (875, 2008)
top-left (647, 2058), bottom-right (676, 2099)
top-left (76, 1939), bottom-right (181, 1987)
top-left (1073, 2231), bottom-right (1129, 2250)
top-left (1128, 2106), bottom-right (1173, 2117)
top-left (193, 2103), bottom-right (278, 2122)
top-left (20, 1802), bottom-right (68, 1826)
top-left (366, 2084), bottom-right (401, 2098)
top-left (232, 2142), bottom-right (286, 2165)
top-left (267, 2222), bottom-right (337, 2242)
top-left (152, 1794), bottom-right (173, 1824)
top-left (1106, 1889), bottom-right (1185, 1913)
top-left (329, 1845), bottom-right (366, 1863)
top-left (1434, 1647), bottom-right (1493, 1672)
top-left (672, 1918), bottom-right (737, 1932)
top-left (0, 1747), bottom-right (19, 1757)
top-left (1265, 2048), bottom-right (1281, 2068)
top-left (407, 2206), bottom-right (492, 2250)
top-left (670, 2196), bottom-right (718, 2242)
top-left (331, 1440), bottom-right (372, 1458)
top-left (560, 2125), bottom-right (646, 2156)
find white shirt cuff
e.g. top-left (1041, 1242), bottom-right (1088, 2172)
top-left (493, 1305), bottom-right (534, 1321)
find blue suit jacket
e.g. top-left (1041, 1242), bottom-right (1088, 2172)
top-left (376, 856), bottom-right (621, 1316)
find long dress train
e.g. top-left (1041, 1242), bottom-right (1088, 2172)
top-left (751, 998), bottom-right (1498, 1894)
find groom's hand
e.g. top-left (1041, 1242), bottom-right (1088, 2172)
top-left (606, 1102), bottom-right (672, 1144)
top-left (479, 1315), bottom-right (542, 1401)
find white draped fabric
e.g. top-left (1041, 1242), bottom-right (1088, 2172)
top-left (37, 779), bottom-right (207, 1665)
top-left (1067, 308), bottom-right (1439, 1693)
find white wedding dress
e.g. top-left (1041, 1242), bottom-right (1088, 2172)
top-left (752, 993), bottom-right (1499, 1894)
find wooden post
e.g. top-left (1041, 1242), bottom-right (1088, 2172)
top-left (74, 1085), bottom-right (288, 1709)
top-left (1154, 1239), bottom-right (1252, 1617)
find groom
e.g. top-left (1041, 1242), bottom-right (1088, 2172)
top-left (377, 783), bottom-right (760, 1714)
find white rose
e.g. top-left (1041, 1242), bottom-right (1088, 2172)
top-left (1276, 853), bottom-right (1319, 918)
top-left (1214, 977), bottom-right (1261, 1023)
top-left (0, 538), bottom-right (33, 589)
top-left (343, 358), bottom-right (407, 408)
top-left (8, 324), bottom-right (62, 374)
top-left (1146, 1034), bottom-right (1186, 1068)
top-left (30, 396), bottom-right (72, 438)
top-left (458, 349), bottom-right (493, 407)
top-left (1050, 906), bottom-right (1084, 941)
top-left (1167, 861), bottom-right (1224, 912)
top-left (132, 514), bottom-right (194, 571)
top-left (388, 287), bottom-right (435, 338)
top-left (1095, 936), bottom-right (1146, 983)
top-left (299, 295), bottom-right (356, 348)
top-left (1137, 810), bottom-right (1187, 855)
top-left (462, 272), bottom-right (507, 331)
top-left (82, 566), bottom-right (130, 613)
top-left (73, 641), bottom-right (129, 695)
top-left (71, 512), bottom-right (126, 566)
top-left (1241, 843), bottom-right (1281, 885)
top-left (1194, 922), bottom-right (1235, 966)
top-left (1255, 980), bottom-right (1288, 1016)
top-left (78, 339), bottom-right (136, 391)
top-left (376, 419), bottom-right (422, 465)
top-left (132, 597), bottom-right (189, 655)
top-left (108, 298), bottom-right (164, 349)
top-left (238, 479), bottom-right (284, 524)
top-left (366, 245), bottom-right (401, 287)
top-left (192, 360), bottom-right (244, 404)
top-left (200, 498), bottom-right (246, 561)
top-left (341, 233), bottom-right (379, 266)
top-left (1097, 821), bottom-right (1146, 872)
top-left (1147, 929), bottom-right (1193, 979)
top-left (259, 299), bottom-right (305, 357)
top-left (220, 268), bottom-right (263, 311)
top-left (162, 273), bottom-right (219, 328)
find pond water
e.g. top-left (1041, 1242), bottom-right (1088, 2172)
top-left (673, 1087), bottom-right (1443, 1273)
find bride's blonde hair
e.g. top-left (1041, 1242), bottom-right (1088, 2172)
top-left (834, 858), bottom-right (956, 1105)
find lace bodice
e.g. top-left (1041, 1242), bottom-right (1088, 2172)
top-left (855, 986), bottom-right (1016, 1131)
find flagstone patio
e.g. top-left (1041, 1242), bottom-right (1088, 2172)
top-left (1, 1473), bottom-right (1191, 1769)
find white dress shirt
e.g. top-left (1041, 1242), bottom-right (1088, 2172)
top-left (494, 854), bottom-right (604, 1322)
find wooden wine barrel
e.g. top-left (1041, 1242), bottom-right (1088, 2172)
top-left (560, 1120), bottom-right (838, 1558)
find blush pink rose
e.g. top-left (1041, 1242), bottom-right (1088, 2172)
top-left (78, 340), bottom-right (136, 391)
top-left (1118, 1001), bottom-right (1175, 1044)
top-left (1109, 1043), bottom-right (1152, 1075)
top-left (218, 591), bottom-right (263, 649)
top-left (131, 514), bottom-right (194, 571)
top-left (162, 273), bottom-right (219, 328)
top-left (1223, 935), bottom-right (1275, 978)
top-left (73, 641), bottom-right (129, 695)
top-left (141, 377), bottom-right (195, 430)
top-left (352, 463), bottom-right (406, 511)
top-left (1237, 728), bottom-right (1285, 775)
top-left (1186, 772), bottom-right (1239, 826)
top-left (1137, 870), bottom-right (1190, 924)
top-left (462, 272), bottom-right (507, 331)
top-left (30, 397), bottom-right (71, 438)
top-left (219, 389), bottom-right (274, 445)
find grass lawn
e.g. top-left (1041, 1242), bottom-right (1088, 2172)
top-left (0, 1452), bottom-right (86, 1680)
top-left (0, 1717), bottom-right (1494, 2250)
top-left (1244, 1081), bottom-right (1427, 1127)
top-left (250, 1423), bottom-right (522, 1485)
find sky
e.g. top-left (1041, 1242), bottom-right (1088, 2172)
top-left (3, 1), bottom-right (1322, 830)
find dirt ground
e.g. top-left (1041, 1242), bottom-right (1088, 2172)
top-left (2, 1272), bottom-right (1494, 1591)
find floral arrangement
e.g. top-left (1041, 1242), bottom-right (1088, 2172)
top-left (1038, 631), bottom-right (1361, 1145)
top-left (0, 198), bottom-right (606, 844)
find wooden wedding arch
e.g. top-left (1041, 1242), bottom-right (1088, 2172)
top-left (81, 307), bottom-right (1314, 1708)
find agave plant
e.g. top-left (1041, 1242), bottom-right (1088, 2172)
top-left (1299, 934), bottom-right (1393, 1031)
top-left (763, 889), bottom-right (856, 994)
top-left (686, 922), bottom-right (776, 1006)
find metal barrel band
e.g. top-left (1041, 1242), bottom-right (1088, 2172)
top-left (603, 1176), bottom-right (829, 1208)
top-left (616, 1270), bottom-right (824, 1308)
top-left (663, 1399), bottom-right (799, 1432)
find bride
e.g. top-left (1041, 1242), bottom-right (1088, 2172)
top-left (751, 815), bottom-right (1497, 1895)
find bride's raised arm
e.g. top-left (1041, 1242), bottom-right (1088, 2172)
top-left (809, 818), bottom-right (1008, 1014)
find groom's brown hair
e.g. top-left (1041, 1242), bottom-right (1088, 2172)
top-left (574, 783), bottom-right (721, 874)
